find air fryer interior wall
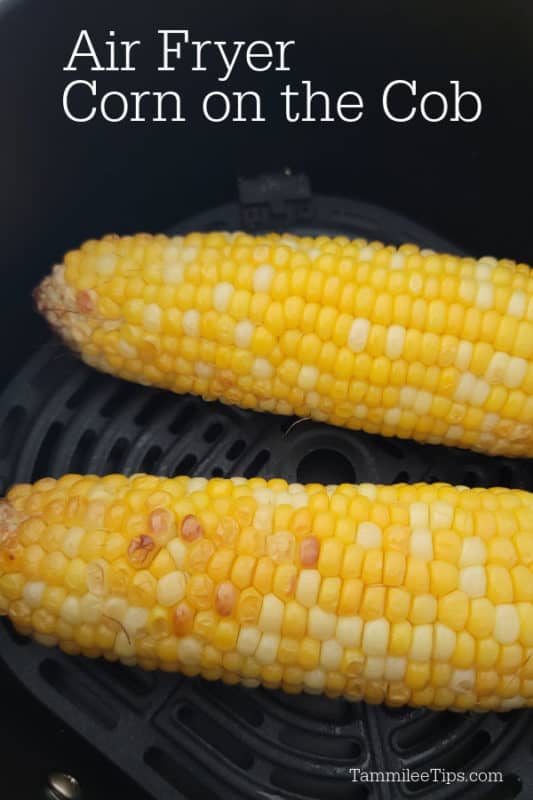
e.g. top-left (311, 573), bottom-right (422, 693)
top-left (3, 1), bottom-right (533, 799)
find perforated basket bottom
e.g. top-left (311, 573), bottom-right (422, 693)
top-left (0, 196), bottom-right (532, 800)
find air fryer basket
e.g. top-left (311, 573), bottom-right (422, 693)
top-left (0, 194), bottom-right (532, 800)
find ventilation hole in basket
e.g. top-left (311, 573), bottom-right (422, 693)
top-left (271, 767), bottom-right (368, 799)
top-left (244, 449), bottom-right (270, 478)
top-left (211, 466), bottom-right (224, 477)
top-left (169, 404), bottom-right (196, 434)
top-left (297, 449), bottom-right (355, 485)
top-left (278, 727), bottom-right (361, 760)
top-left (39, 658), bottom-right (118, 730)
top-left (139, 445), bottom-right (162, 474)
top-left (204, 422), bottom-right (224, 443)
top-left (392, 710), bottom-right (462, 753)
top-left (174, 453), bottom-right (197, 476)
top-left (66, 373), bottom-right (103, 410)
top-left (481, 774), bottom-right (521, 800)
top-left (394, 470), bottom-right (410, 482)
top-left (134, 392), bottom-right (171, 426)
top-left (69, 429), bottom-right (97, 473)
top-left (0, 405), bottom-right (26, 459)
top-left (104, 437), bottom-right (130, 473)
top-left (84, 660), bottom-right (156, 696)
top-left (226, 440), bottom-right (246, 460)
top-left (31, 421), bottom-right (65, 481)
top-left (100, 383), bottom-right (133, 418)
top-left (144, 746), bottom-right (221, 800)
top-left (201, 684), bottom-right (264, 727)
top-left (176, 704), bottom-right (254, 769)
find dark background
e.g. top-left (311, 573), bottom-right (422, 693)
top-left (1, 0), bottom-right (533, 797)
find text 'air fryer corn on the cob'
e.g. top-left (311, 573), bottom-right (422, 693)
top-left (35, 232), bottom-right (533, 458)
top-left (3, 473), bottom-right (533, 711)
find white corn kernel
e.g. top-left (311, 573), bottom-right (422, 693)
top-left (255, 632), bottom-right (280, 665)
top-left (364, 656), bottom-right (386, 679)
top-left (430, 502), bottom-right (454, 529)
top-left (62, 527), bottom-right (85, 558)
top-left (177, 636), bottom-right (202, 665)
top-left (167, 540), bottom-right (187, 568)
top-left (348, 318), bottom-right (370, 353)
top-left (505, 357), bottom-right (527, 389)
top-left (454, 372), bottom-right (476, 403)
top-left (303, 668), bottom-right (326, 690)
top-left (22, 581), bottom-right (45, 609)
top-left (450, 668), bottom-right (475, 693)
top-left (336, 616), bottom-right (363, 648)
top-left (213, 282), bottom-right (234, 312)
top-left (123, 606), bottom-right (149, 636)
top-left (410, 503), bottom-right (429, 528)
top-left (295, 570), bottom-right (321, 608)
top-left (356, 521), bottom-right (382, 549)
top-left (234, 320), bottom-right (254, 348)
top-left (320, 639), bottom-right (343, 670)
top-left (60, 596), bottom-right (81, 625)
top-left (258, 593), bottom-right (284, 633)
top-left (163, 263), bottom-right (184, 284)
top-left (308, 607), bottom-right (336, 640)
top-left (507, 291), bottom-right (526, 318)
top-left (410, 529), bottom-right (433, 560)
top-left (433, 624), bottom-right (456, 661)
top-left (459, 566), bottom-right (486, 597)
top-left (385, 325), bottom-right (406, 359)
top-left (384, 656), bottom-right (407, 681)
top-left (297, 365), bottom-right (318, 390)
top-left (362, 619), bottom-right (390, 656)
top-left (143, 304), bottom-right (162, 333)
top-left (409, 624), bottom-right (432, 660)
top-left (455, 341), bottom-right (473, 371)
top-left (182, 309), bottom-right (200, 337)
top-left (459, 537), bottom-right (487, 567)
top-left (475, 284), bottom-right (494, 310)
top-left (494, 605), bottom-right (519, 644)
top-left (237, 626), bottom-right (261, 656)
top-left (253, 264), bottom-right (274, 292)
top-left (157, 572), bottom-right (186, 607)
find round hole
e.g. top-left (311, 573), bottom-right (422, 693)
top-left (297, 449), bottom-right (355, 485)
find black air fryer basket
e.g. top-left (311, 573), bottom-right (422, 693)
top-left (1, 193), bottom-right (533, 800)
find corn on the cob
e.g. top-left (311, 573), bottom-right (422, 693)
top-left (3, 473), bottom-right (533, 711)
top-left (35, 232), bottom-right (533, 457)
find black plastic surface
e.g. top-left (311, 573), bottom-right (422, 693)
top-left (0, 197), bottom-right (532, 800)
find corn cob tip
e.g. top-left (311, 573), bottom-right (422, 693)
top-left (0, 499), bottom-right (22, 552)
top-left (34, 263), bottom-right (99, 354)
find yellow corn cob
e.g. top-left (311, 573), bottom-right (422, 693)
top-left (3, 473), bottom-right (533, 711)
top-left (35, 232), bottom-right (533, 457)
